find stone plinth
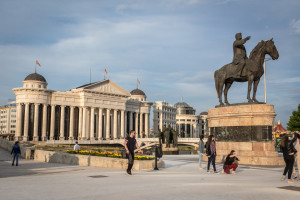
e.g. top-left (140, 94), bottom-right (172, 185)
top-left (162, 144), bottom-right (179, 155)
top-left (208, 104), bottom-right (276, 142)
top-left (202, 141), bottom-right (284, 166)
top-left (205, 104), bottom-right (284, 166)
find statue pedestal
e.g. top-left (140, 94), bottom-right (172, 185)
top-left (205, 104), bottom-right (284, 166)
top-left (162, 144), bottom-right (179, 155)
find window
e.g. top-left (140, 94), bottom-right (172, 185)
top-left (38, 85), bottom-right (41, 88)
top-left (11, 115), bottom-right (16, 118)
top-left (11, 120), bottom-right (16, 123)
top-left (11, 109), bottom-right (16, 112)
top-left (11, 125), bottom-right (16, 128)
top-left (11, 130), bottom-right (15, 133)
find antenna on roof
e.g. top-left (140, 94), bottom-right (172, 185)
top-left (90, 68), bottom-right (91, 83)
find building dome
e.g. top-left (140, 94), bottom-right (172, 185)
top-left (24, 72), bottom-right (47, 83)
top-left (130, 88), bottom-right (146, 96)
top-left (174, 102), bottom-right (191, 108)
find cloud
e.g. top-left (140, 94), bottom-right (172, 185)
top-left (291, 19), bottom-right (300, 34)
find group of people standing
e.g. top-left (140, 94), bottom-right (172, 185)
top-left (197, 135), bottom-right (239, 174)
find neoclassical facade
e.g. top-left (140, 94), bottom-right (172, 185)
top-left (175, 102), bottom-right (201, 138)
top-left (153, 101), bottom-right (177, 134)
top-left (13, 72), bottom-right (152, 141)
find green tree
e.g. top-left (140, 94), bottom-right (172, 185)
top-left (287, 104), bottom-right (300, 131)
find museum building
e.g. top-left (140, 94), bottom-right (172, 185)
top-left (13, 72), bottom-right (152, 141)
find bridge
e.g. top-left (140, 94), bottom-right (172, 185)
top-left (46, 138), bottom-right (201, 150)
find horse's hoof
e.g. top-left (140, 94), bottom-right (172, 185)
top-left (225, 102), bottom-right (230, 105)
top-left (248, 99), bottom-right (253, 103)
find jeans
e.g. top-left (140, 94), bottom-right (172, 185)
top-left (127, 153), bottom-right (134, 172)
top-left (198, 152), bottom-right (203, 168)
top-left (207, 154), bottom-right (216, 172)
top-left (283, 155), bottom-right (295, 179)
top-left (12, 153), bottom-right (19, 166)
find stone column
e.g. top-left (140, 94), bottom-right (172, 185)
top-left (42, 104), bottom-right (47, 141)
top-left (69, 106), bottom-right (74, 140)
top-left (139, 113), bottom-right (143, 138)
top-left (135, 112), bottom-right (139, 138)
top-left (50, 105), bottom-right (55, 140)
top-left (113, 109), bottom-right (117, 139)
top-left (90, 107), bottom-right (95, 140)
top-left (190, 124), bottom-right (193, 138)
top-left (78, 107), bottom-right (82, 139)
top-left (106, 109), bottom-right (111, 139)
top-left (33, 103), bottom-right (40, 141)
top-left (59, 105), bottom-right (65, 140)
top-left (23, 103), bottom-right (29, 141)
top-left (124, 111), bottom-right (128, 136)
top-left (145, 113), bottom-right (149, 138)
top-left (98, 108), bottom-right (103, 140)
top-left (185, 123), bottom-right (187, 138)
top-left (121, 110), bottom-right (125, 138)
top-left (129, 111), bottom-right (133, 131)
top-left (15, 103), bottom-right (22, 141)
top-left (81, 107), bottom-right (87, 140)
top-left (159, 112), bottom-right (163, 132)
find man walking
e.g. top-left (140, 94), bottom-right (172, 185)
top-left (125, 130), bottom-right (143, 175)
top-left (11, 141), bottom-right (21, 166)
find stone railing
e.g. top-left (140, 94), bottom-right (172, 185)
top-left (34, 150), bottom-right (165, 170)
top-left (0, 138), bottom-right (31, 159)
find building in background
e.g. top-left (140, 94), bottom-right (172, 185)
top-left (0, 101), bottom-right (17, 135)
top-left (153, 101), bottom-right (177, 134)
top-left (13, 72), bottom-right (152, 141)
top-left (199, 112), bottom-right (209, 137)
top-left (153, 100), bottom-right (208, 138)
top-left (175, 102), bottom-right (200, 138)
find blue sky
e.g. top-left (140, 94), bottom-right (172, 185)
top-left (0, 0), bottom-right (299, 128)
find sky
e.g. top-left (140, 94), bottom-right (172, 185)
top-left (0, 0), bottom-right (299, 128)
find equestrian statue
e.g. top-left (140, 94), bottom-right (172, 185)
top-left (214, 33), bottom-right (279, 106)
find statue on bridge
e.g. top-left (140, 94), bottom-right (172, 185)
top-left (159, 125), bottom-right (178, 148)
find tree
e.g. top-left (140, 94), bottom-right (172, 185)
top-left (287, 104), bottom-right (300, 131)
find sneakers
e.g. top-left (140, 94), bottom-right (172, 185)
top-left (287, 179), bottom-right (294, 184)
top-left (207, 170), bottom-right (210, 173)
top-left (126, 170), bottom-right (132, 175)
top-left (214, 171), bottom-right (218, 174)
top-left (280, 175), bottom-right (286, 181)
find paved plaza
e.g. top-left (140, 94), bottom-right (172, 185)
top-left (0, 148), bottom-right (299, 200)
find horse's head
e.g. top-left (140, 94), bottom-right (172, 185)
top-left (265, 38), bottom-right (279, 60)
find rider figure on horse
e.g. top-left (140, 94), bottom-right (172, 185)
top-left (233, 33), bottom-right (251, 77)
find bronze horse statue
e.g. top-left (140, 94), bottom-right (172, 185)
top-left (214, 39), bottom-right (279, 106)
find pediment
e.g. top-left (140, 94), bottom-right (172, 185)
top-left (78, 79), bottom-right (130, 96)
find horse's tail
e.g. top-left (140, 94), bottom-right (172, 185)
top-left (214, 70), bottom-right (220, 94)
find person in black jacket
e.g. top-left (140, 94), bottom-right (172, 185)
top-left (223, 150), bottom-right (240, 174)
top-left (206, 135), bottom-right (217, 173)
top-left (11, 141), bottom-right (21, 166)
top-left (280, 132), bottom-right (298, 183)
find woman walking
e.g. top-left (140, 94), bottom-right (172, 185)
top-left (206, 135), bottom-right (217, 173)
top-left (197, 135), bottom-right (205, 170)
top-left (280, 132), bottom-right (298, 183)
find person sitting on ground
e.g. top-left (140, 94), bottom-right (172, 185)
top-left (74, 141), bottom-right (80, 151)
top-left (223, 150), bottom-right (240, 174)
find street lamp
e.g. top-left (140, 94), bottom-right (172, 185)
top-left (264, 57), bottom-right (271, 104)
